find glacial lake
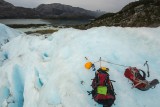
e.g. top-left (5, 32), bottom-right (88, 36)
top-left (0, 19), bottom-right (91, 25)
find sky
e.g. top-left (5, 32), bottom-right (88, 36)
top-left (5, 0), bottom-right (138, 12)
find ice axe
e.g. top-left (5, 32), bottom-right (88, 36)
top-left (99, 57), bottom-right (102, 68)
top-left (85, 57), bottom-right (88, 61)
top-left (144, 61), bottom-right (150, 77)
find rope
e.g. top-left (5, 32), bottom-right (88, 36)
top-left (93, 59), bottom-right (130, 68)
top-left (86, 57), bottom-right (130, 68)
top-left (102, 60), bottom-right (130, 67)
top-left (130, 68), bottom-right (148, 89)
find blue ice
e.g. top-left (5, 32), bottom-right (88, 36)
top-left (0, 87), bottom-right (10, 105)
top-left (35, 68), bottom-right (44, 89)
top-left (3, 51), bottom-right (9, 60)
top-left (12, 65), bottom-right (24, 107)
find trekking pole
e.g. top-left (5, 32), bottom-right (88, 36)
top-left (144, 61), bottom-right (150, 77)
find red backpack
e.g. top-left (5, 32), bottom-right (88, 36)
top-left (124, 67), bottom-right (159, 91)
top-left (124, 67), bottom-right (147, 89)
top-left (90, 68), bottom-right (116, 107)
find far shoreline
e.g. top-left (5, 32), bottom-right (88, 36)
top-left (0, 18), bottom-right (91, 28)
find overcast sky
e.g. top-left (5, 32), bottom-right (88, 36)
top-left (5, 0), bottom-right (138, 12)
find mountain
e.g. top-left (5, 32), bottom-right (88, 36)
top-left (35, 3), bottom-right (104, 19)
top-left (0, 0), bottom-right (105, 19)
top-left (0, 0), bottom-right (38, 18)
top-left (77, 0), bottom-right (160, 29)
top-left (0, 0), bottom-right (13, 7)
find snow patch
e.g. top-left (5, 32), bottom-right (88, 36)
top-left (0, 26), bottom-right (160, 107)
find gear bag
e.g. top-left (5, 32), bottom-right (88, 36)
top-left (124, 67), bottom-right (159, 91)
top-left (90, 68), bottom-right (116, 107)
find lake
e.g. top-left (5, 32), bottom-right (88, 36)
top-left (0, 19), bottom-right (91, 26)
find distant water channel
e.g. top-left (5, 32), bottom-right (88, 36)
top-left (0, 19), bottom-right (91, 26)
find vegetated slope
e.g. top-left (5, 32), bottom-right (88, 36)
top-left (77, 0), bottom-right (160, 29)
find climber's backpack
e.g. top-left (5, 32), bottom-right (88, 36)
top-left (124, 67), bottom-right (159, 90)
top-left (124, 67), bottom-right (148, 89)
top-left (90, 68), bottom-right (116, 107)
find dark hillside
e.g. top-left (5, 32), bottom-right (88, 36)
top-left (76, 0), bottom-right (160, 29)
